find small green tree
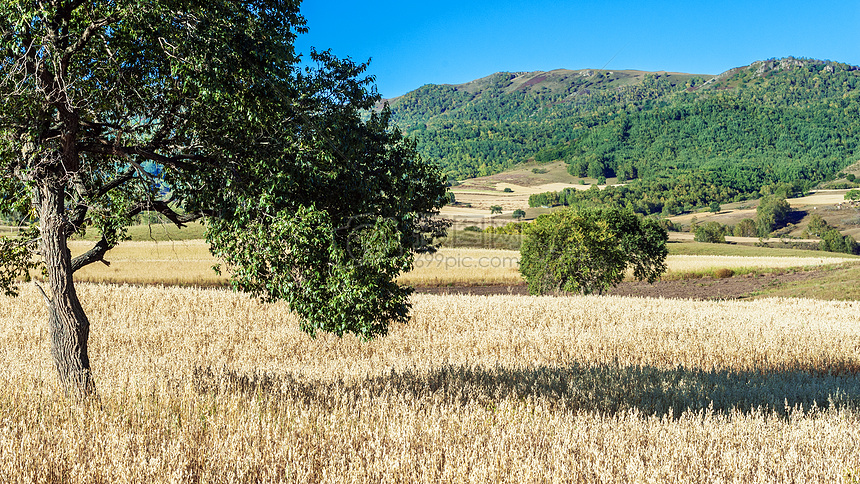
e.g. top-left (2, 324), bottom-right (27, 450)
top-left (520, 208), bottom-right (668, 295)
top-left (805, 214), bottom-right (831, 237)
top-left (756, 196), bottom-right (791, 237)
top-left (709, 201), bottom-right (721, 213)
top-left (503, 187), bottom-right (514, 193)
top-left (694, 222), bottom-right (727, 243)
top-left (512, 209), bottom-right (526, 220)
top-left (490, 205), bottom-right (503, 214)
top-left (733, 218), bottom-right (757, 237)
top-left (845, 189), bottom-right (860, 201)
top-left (820, 229), bottom-right (858, 254)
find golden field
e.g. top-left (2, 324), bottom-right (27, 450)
top-left (67, 241), bottom-right (860, 287)
top-left (2, 284), bottom-right (860, 482)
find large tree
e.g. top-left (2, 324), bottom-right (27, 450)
top-left (0, 0), bottom-right (447, 396)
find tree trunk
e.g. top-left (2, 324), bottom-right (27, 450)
top-left (39, 182), bottom-right (94, 397)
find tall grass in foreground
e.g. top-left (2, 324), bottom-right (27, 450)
top-left (2, 285), bottom-right (860, 482)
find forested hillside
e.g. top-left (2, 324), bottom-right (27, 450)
top-left (386, 69), bottom-right (706, 179)
top-left (384, 58), bottom-right (860, 212)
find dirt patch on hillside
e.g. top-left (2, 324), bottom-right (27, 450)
top-left (414, 268), bottom-right (826, 300)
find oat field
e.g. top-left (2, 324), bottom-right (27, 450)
top-left (2, 284), bottom-right (860, 482)
top-left (66, 241), bottom-right (860, 287)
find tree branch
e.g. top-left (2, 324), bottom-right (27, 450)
top-left (127, 200), bottom-right (206, 228)
top-left (62, 15), bottom-right (115, 64)
top-left (93, 165), bottom-right (136, 199)
top-left (70, 236), bottom-right (111, 273)
top-left (78, 141), bottom-right (210, 171)
top-left (67, 165), bottom-right (137, 229)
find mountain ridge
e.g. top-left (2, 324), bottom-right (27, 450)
top-left (381, 67), bottom-right (715, 106)
top-left (379, 57), bottom-right (860, 213)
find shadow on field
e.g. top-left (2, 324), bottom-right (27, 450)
top-left (192, 362), bottom-right (860, 418)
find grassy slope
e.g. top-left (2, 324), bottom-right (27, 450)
top-left (751, 264), bottom-right (860, 300)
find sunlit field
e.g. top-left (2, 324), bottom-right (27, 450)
top-left (2, 285), bottom-right (860, 482)
top-left (662, 254), bottom-right (859, 277)
top-left (68, 240), bottom-right (224, 286)
top-left (66, 241), bottom-right (860, 287)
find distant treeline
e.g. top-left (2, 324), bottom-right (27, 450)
top-left (528, 178), bottom-right (809, 217)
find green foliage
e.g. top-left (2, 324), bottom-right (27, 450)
top-left (490, 205), bottom-right (503, 214)
top-left (733, 219), bottom-right (757, 237)
top-left (846, 189), bottom-right (860, 200)
top-left (519, 208), bottom-right (667, 295)
top-left (512, 209), bottom-right (526, 220)
top-left (502, 187), bottom-right (514, 193)
top-left (529, 172), bottom-right (745, 215)
top-left (485, 221), bottom-right (527, 235)
top-left (709, 201), bottom-right (721, 213)
top-left (820, 229), bottom-right (858, 254)
top-left (0, 1), bottom-right (447, 340)
top-left (756, 196), bottom-right (791, 237)
top-left (805, 214), bottom-right (831, 237)
top-left (694, 222), bottom-right (727, 243)
top-left (0, 226), bottom-right (38, 296)
top-left (759, 180), bottom-right (809, 199)
top-left (390, 70), bottom-right (700, 179)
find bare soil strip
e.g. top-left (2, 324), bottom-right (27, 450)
top-left (415, 268), bottom-right (827, 300)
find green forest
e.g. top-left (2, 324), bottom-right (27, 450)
top-left (384, 58), bottom-right (860, 213)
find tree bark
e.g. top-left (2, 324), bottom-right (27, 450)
top-left (39, 181), bottom-right (94, 397)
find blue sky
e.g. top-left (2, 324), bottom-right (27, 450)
top-left (295, 1), bottom-right (860, 99)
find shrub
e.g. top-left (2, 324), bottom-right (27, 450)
top-left (486, 221), bottom-right (527, 235)
top-left (694, 222), bottom-right (727, 243)
top-left (805, 214), bottom-right (831, 237)
top-left (756, 196), bottom-right (791, 237)
top-left (820, 229), bottom-right (858, 254)
top-left (733, 219), bottom-right (757, 237)
top-left (713, 268), bottom-right (735, 279)
top-left (503, 187), bottom-right (514, 193)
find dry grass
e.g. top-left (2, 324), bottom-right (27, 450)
top-left (2, 285), bottom-right (860, 482)
top-left (662, 254), bottom-right (859, 277)
top-left (67, 240), bottom-right (225, 286)
top-left (787, 189), bottom-right (851, 207)
top-left (400, 248), bottom-right (521, 286)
